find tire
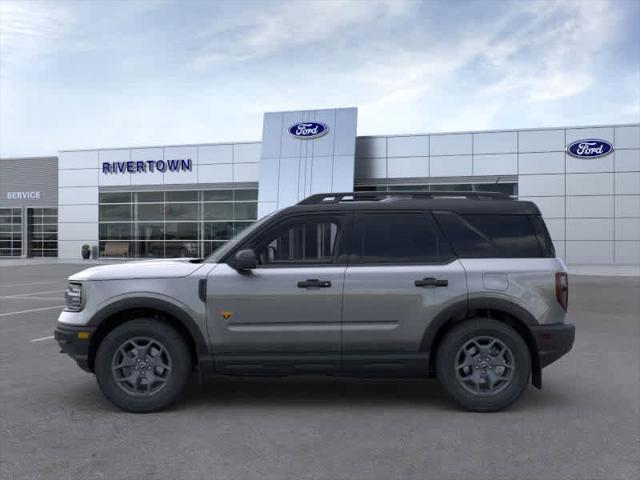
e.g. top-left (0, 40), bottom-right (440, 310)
top-left (436, 318), bottom-right (531, 412)
top-left (95, 319), bottom-right (192, 413)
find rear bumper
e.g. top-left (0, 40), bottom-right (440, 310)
top-left (54, 324), bottom-right (95, 373)
top-left (531, 322), bottom-right (575, 368)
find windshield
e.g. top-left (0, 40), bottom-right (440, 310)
top-left (205, 213), bottom-right (274, 263)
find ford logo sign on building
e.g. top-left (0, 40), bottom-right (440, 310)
top-left (567, 139), bottom-right (614, 159)
top-left (288, 122), bottom-right (329, 139)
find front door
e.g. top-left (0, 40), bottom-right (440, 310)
top-left (206, 213), bottom-right (348, 373)
top-left (341, 211), bottom-right (467, 373)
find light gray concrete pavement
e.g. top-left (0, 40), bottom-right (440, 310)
top-left (0, 264), bottom-right (639, 480)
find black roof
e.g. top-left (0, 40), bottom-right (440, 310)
top-left (278, 191), bottom-right (540, 216)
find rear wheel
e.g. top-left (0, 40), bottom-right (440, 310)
top-left (95, 319), bottom-right (192, 413)
top-left (436, 318), bottom-right (531, 412)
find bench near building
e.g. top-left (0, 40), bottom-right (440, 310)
top-left (1, 107), bottom-right (639, 265)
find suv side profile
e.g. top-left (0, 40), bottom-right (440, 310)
top-left (55, 191), bottom-right (575, 413)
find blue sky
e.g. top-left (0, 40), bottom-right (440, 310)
top-left (1, 0), bottom-right (638, 156)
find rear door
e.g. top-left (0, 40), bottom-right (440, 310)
top-left (341, 211), bottom-right (467, 372)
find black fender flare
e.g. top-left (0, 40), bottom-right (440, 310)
top-left (421, 297), bottom-right (542, 388)
top-left (87, 297), bottom-right (211, 369)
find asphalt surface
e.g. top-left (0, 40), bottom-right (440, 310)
top-left (0, 263), bottom-right (638, 480)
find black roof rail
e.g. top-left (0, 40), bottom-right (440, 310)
top-left (297, 191), bottom-right (512, 205)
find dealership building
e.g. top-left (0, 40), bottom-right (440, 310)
top-left (1, 107), bottom-right (639, 265)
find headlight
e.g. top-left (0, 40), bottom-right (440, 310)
top-left (64, 282), bottom-right (84, 312)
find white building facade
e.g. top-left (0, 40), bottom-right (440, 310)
top-left (16, 107), bottom-right (640, 265)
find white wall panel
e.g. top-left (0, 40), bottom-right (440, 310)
top-left (615, 126), bottom-right (640, 149)
top-left (566, 127), bottom-right (614, 144)
top-left (566, 173), bottom-right (613, 196)
top-left (233, 143), bottom-right (261, 163)
top-left (430, 134), bottom-right (472, 156)
top-left (332, 155), bottom-right (356, 192)
top-left (311, 110), bottom-right (337, 157)
top-left (615, 172), bottom-right (640, 195)
top-left (518, 152), bottom-right (565, 175)
top-left (279, 112), bottom-right (306, 158)
top-left (310, 156), bottom-right (332, 194)
top-left (59, 150), bottom-right (99, 170)
top-left (473, 131), bottom-right (517, 154)
top-left (260, 113), bottom-right (283, 159)
top-left (258, 201), bottom-right (277, 218)
top-left (233, 163), bottom-right (259, 182)
top-left (565, 241), bottom-right (614, 264)
top-left (544, 218), bottom-right (565, 240)
top-left (59, 187), bottom-right (98, 205)
top-left (199, 144), bottom-right (233, 164)
top-left (615, 195), bottom-right (640, 217)
top-left (567, 153), bottom-right (614, 174)
top-left (566, 196), bottom-right (614, 218)
top-left (257, 156), bottom-right (279, 203)
top-left (566, 219), bottom-right (613, 241)
top-left (518, 174), bottom-right (565, 196)
top-left (430, 155), bottom-right (472, 176)
top-left (387, 156), bottom-right (428, 178)
top-left (198, 164), bottom-right (233, 183)
top-left (60, 169), bottom-right (98, 187)
top-left (615, 149), bottom-right (640, 172)
top-left (615, 241), bottom-right (640, 264)
top-left (473, 154), bottom-right (517, 175)
top-left (355, 157), bottom-right (386, 179)
top-left (130, 148), bottom-right (164, 186)
top-left (163, 146), bottom-right (198, 184)
top-left (387, 135), bottom-right (429, 157)
top-left (520, 196), bottom-right (565, 218)
top-left (278, 156), bottom-right (301, 207)
top-left (59, 204), bottom-right (98, 223)
top-left (518, 129), bottom-right (564, 153)
top-left (615, 218), bottom-right (640, 240)
top-left (58, 222), bottom-right (98, 241)
top-left (356, 137), bottom-right (386, 158)
top-left (334, 108), bottom-right (359, 157)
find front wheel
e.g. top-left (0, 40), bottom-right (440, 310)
top-left (95, 319), bottom-right (192, 413)
top-left (436, 318), bottom-right (531, 412)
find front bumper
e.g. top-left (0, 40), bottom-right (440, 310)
top-left (54, 324), bottom-right (95, 373)
top-left (531, 321), bottom-right (575, 368)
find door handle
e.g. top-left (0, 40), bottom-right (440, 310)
top-left (297, 279), bottom-right (332, 288)
top-left (415, 277), bottom-right (448, 287)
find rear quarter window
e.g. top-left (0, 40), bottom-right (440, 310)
top-left (434, 211), bottom-right (553, 258)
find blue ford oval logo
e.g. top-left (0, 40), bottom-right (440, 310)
top-left (567, 139), bottom-right (613, 158)
top-left (288, 122), bottom-right (329, 139)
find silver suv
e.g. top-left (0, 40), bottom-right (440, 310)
top-left (55, 191), bottom-right (575, 413)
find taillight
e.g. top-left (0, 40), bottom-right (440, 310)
top-left (555, 272), bottom-right (568, 311)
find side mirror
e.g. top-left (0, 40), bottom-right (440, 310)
top-left (233, 249), bottom-right (257, 271)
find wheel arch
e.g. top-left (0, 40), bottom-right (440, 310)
top-left (422, 298), bottom-right (542, 388)
top-left (86, 297), bottom-right (211, 374)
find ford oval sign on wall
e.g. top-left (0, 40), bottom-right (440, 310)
top-left (288, 122), bottom-right (329, 139)
top-left (567, 139), bottom-right (614, 159)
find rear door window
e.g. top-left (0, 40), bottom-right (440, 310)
top-left (353, 212), bottom-right (454, 264)
top-left (434, 212), bottom-right (549, 258)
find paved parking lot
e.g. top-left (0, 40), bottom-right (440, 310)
top-left (0, 263), bottom-right (638, 480)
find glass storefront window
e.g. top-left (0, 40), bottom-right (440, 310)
top-left (27, 208), bottom-right (57, 257)
top-left (98, 188), bottom-right (258, 258)
top-left (0, 208), bottom-right (23, 257)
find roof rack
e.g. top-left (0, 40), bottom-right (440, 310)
top-left (297, 191), bottom-right (512, 205)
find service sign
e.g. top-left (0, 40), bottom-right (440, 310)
top-left (288, 122), bottom-right (329, 139)
top-left (566, 139), bottom-right (613, 159)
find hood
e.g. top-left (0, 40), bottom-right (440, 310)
top-left (69, 259), bottom-right (206, 281)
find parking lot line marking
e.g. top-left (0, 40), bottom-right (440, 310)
top-left (31, 335), bottom-right (54, 343)
top-left (0, 305), bottom-right (66, 317)
top-left (0, 281), bottom-right (60, 288)
top-left (1, 290), bottom-right (65, 298)
top-left (0, 296), bottom-right (63, 301)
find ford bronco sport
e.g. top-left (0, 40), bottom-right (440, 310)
top-left (55, 191), bottom-right (575, 413)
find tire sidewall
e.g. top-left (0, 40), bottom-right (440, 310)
top-left (95, 319), bottom-right (192, 413)
top-left (436, 319), bottom-right (531, 412)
